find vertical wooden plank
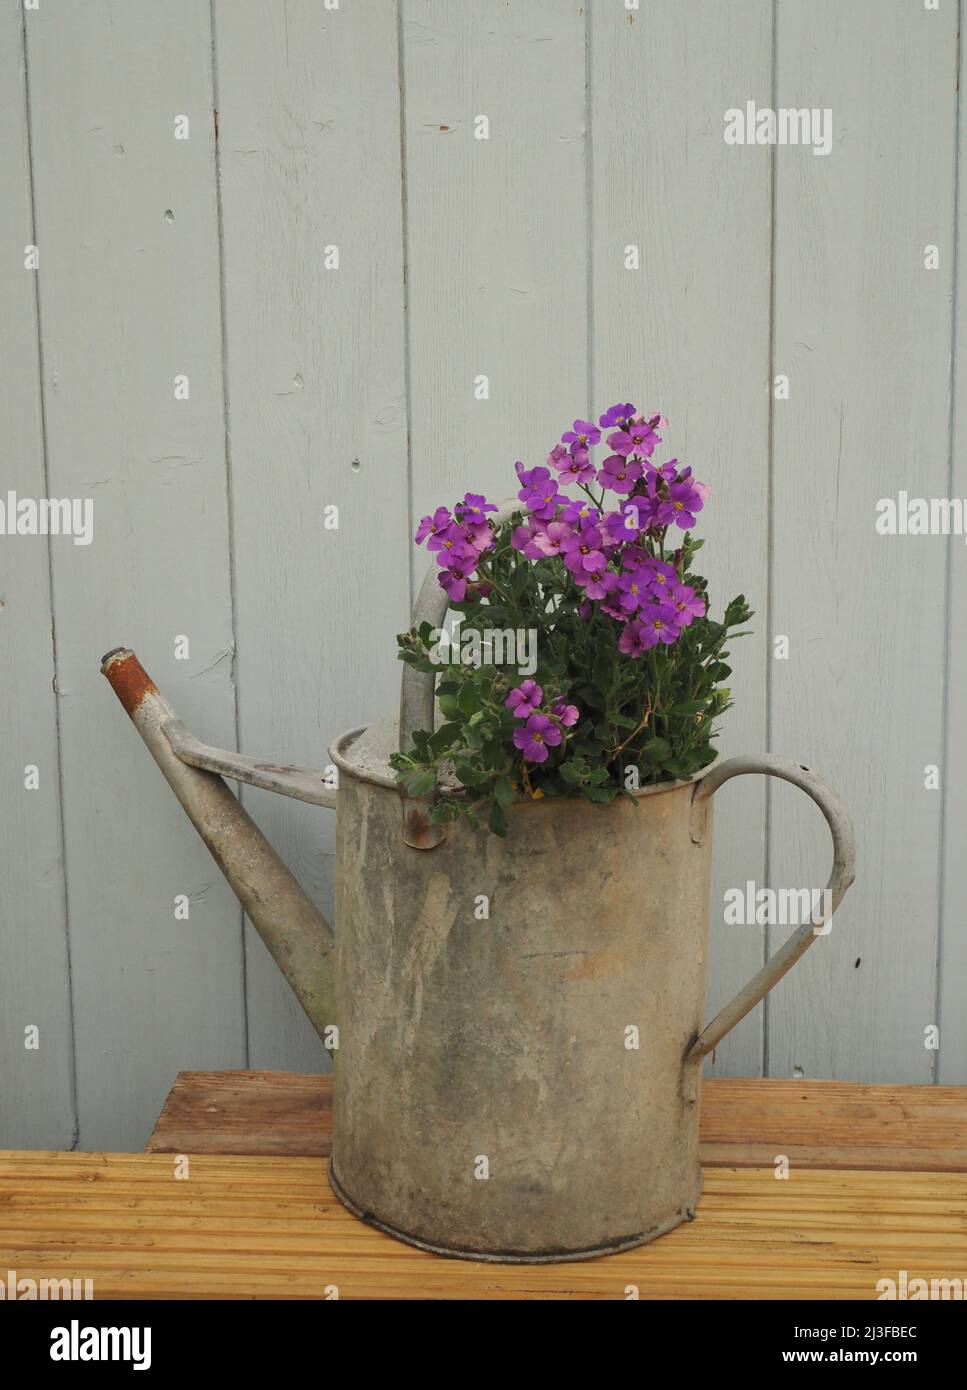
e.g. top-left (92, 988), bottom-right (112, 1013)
top-left (402, 0), bottom-right (588, 538)
top-left (770, 0), bottom-right (956, 1081)
top-left (0, 0), bottom-right (75, 1148)
top-left (939, 0), bottom-right (966, 1084)
top-left (213, 0), bottom-right (410, 1067)
top-left (591, 0), bottom-right (774, 1076)
top-left (25, 0), bottom-right (245, 1149)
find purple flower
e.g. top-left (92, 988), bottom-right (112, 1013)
top-left (563, 524), bottom-right (607, 575)
top-left (532, 520), bottom-right (572, 557)
top-left (618, 621), bottom-right (649, 658)
top-left (599, 402), bottom-right (637, 430)
top-left (557, 446), bottom-right (596, 486)
top-left (598, 453), bottom-right (643, 495)
top-left (676, 465), bottom-right (711, 506)
top-left (604, 500), bottom-right (647, 541)
top-left (638, 603), bottom-right (681, 646)
top-left (608, 418), bottom-right (659, 459)
top-left (551, 700), bottom-right (580, 727)
top-left (560, 498), bottom-right (600, 526)
top-left (546, 443), bottom-right (570, 471)
top-left (455, 492), bottom-right (497, 521)
top-left (415, 506), bottom-right (452, 544)
top-left (511, 521), bottom-right (544, 559)
top-left (438, 563), bottom-right (472, 602)
top-left (463, 519), bottom-right (495, 554)
top-left (562, 419), bottom-right (601, 449)
top-left (517, 466), bottom-right (564, 521)
top-left (506, 679), bottom-right (543, 718)
top-left (600, 596), bottom-right (627, 621)
top-left (631, 487), bottom-right (666, 531)
top-left (577, 565), bottom-right (619, 601)
top-left (514, 460), bottom-right (551, 491)
top-left (670, 582), bottom-right (705, 626)
top-left (647, 458), bottom-right (680, 485)
top-left (618, 570), bottom-right (650, 614)
top-left (640, 557), bottom-right (679, 595)
top-left (513, 712), bottom-right (562, 764)
top-left (667, 479), bottom-right (704, 529)
top-left (429, 524), bottom-right (478, 566)
top-left (621, 540), bottom-right (652, 571)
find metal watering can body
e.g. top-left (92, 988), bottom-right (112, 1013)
top-left (101, 524), bottom-right (855, 1263)
top-left (324, 739), bottom-right (854, 1260)
top-left (329, 759), bottom-right (712, 1258)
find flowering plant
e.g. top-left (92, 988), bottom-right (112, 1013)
top-left (391, 402), bottom-right (752, 837)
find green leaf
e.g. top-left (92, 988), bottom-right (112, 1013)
top-left (559, 759), bottom-right (585, 786)
top-left (583, 785), bottom-right (618, 804)
top-left (488, 800), bottom-right (509, 837)
top-left (640, 737), bottom-right (671, 762)
top-left (458, 682), bottom-right (480, 716)
top-left (511, 565), bottom-right (530, 599)
top-left (428, 721), bottom-right (462, 756)
top-left (494, 775), bottom-right (515, 811)
top-left (401, 768), bottom-right (436, 796)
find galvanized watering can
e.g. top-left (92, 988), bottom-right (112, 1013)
top-left (102, 520), bottom-right (856, 1264)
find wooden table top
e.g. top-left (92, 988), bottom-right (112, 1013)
top-left (1, 1075), bottom-right (965, 1300)
top-left (147, 1072), bottom-right (967, 1170)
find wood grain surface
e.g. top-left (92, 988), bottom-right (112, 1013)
top-left (145, 1071), bottom-right (967, 1173)
top-left (1, 1148), bottom-right (963, 1300)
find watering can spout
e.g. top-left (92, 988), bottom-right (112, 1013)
top-left (100, 648), bottom-right (337, 1042)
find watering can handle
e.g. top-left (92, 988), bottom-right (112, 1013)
top-left (685, 754), bottom-right (856, 1063)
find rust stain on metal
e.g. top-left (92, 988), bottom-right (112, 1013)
top-left (101, 649), bottom-right (158, 716)
top-left (564, 947), bottom-right (628, 982)
top-left (403, 804), bottom-right (432, 845)
top-left (401, 795), bottom-right (446, 850)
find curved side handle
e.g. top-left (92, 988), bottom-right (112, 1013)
top-left (686, 754), bottom-right (856, 1063)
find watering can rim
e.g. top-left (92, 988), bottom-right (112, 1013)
top-left (328, 719), bottom-right (718, 803)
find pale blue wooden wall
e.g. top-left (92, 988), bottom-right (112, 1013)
top-left (1, 0), bottom-right (963, 1151)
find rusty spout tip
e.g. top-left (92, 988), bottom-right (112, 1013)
top-left (100, 646), bottom-right (158, 716)
top-left (101, 646), bottom-right (134, 671)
